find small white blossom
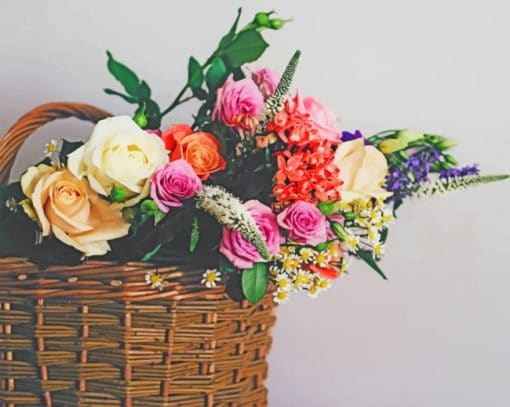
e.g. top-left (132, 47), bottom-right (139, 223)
top-left (201, 268), bottom-right (221, 288)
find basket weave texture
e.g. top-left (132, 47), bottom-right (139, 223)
top-left (0, 104), bottom-right (276, 407)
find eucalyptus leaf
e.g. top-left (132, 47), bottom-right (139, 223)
top-left (222, 30), bottom-right (269, 68)
top-left (241, 262), bottom-right (268, 304)
top-left (106, 51), bottom-right (140, 96)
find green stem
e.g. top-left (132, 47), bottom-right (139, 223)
top-left (159, 53), bottom-right (220, 119)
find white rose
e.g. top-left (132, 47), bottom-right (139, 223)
top-left (333, 138), bottom-right (392, 202)
top-left (68, 116), bottom-right (168, 206)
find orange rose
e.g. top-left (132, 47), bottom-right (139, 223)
top-left (21, 165), bottom-right (129, 256)
top-left (160, 124), bottom-right (193, 152)
top-left (162, 125), bottom-right (226, 180)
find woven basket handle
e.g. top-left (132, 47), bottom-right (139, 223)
top-left (0, 102), bottom-right (112, 183)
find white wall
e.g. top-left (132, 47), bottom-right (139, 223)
top-left (1, 1), bottom-right (509, 406)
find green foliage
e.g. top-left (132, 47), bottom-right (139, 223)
top-left (356, 250), bottom-right (388, 280)
top-left (187, 57), bottom-right (204, 90)
top-left (218, 7), bottom-right (242, 50)
top-left (141, 244), bottom-right (162, 262)
top-left (133, 102), bottom-right (148, 129)
top-left (110, 185), bottom-right (127, 203)
top-left (140, 199), bottom-right (165, 225)
top-left (206, 57), bottom-right (228, 91)
top-left (223, 30), bottom-right (269, 68)
top-left (104, 51), bottom-right (161, 129)
top-left (219, 256), bottom-right (236, 274)
top-left (241, 262), bottom-right (268, 304)
top-left (106, 50), bottom-right (140, 96)
top-left (189, 217), bottom-right (200, 252)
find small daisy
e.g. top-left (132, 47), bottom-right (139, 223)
top-left (373, 243), bottom-right (385, 259)
top-left (145, 271), bottom-right (165, 291)
top-left (344, 235), bottom-right (360, 252)
top-left (315, 250), bottom-right (331, 267)
top-left (327, 242), bottom-right (341, 258)
top-left (5, 198), bottom-right (18, 213)
top-left (281, 254), bottom-right (300, 273)
top-left (339, 255), bottom-right (352, 274)
top-left (382, 210), bottom-right (394, 224)
top-left (44, 139), bottom-right (58, 158)
top-left (369, 209), bottom-right (382, 224)
top-left (367, 227), bottom-right (380, 244)
top-left (308, 284), bottom-right (321, 299)
top-left (299, 247), bottom-right (316, 263)
top-left (201, 268), bottom-right (221, 288)
top-left (273, 289), bottom-right (290, 304)
top-left (316, 277), bottom-right (331, 291)
top-left (269, 264), bottom-right (280, 278)
top-left (293, 270), bottom-right (312, 290)
top-left (274, 273), bottom-right (292, 292)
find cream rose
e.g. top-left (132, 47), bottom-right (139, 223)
top-left (21, 165), bottom-right (130, 256)
top-left (68, 116), bottom-right (168, 206)
top-left (333, 138), bottom-right (392, 202)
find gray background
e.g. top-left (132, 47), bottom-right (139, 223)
top-left (1, 1), bottom-right (509, 406)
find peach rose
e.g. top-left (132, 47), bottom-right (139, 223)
top-left (21, 165), bottom-right (130, 256)
top-left (166, 130), bottom-right (227, 180)
top-left (333, 138), bottom-right (392, 202)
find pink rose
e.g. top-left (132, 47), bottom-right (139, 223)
top-left (212, 74), bottom-right (264, 131)
top-left (220, 200), bottom-right (283, 269)
top-left (150, 159), bottom-right (202, 213)
top-left (251, 67), bottom-right (280, 99)
top-left (277, 201), bottom-right (328, 245)
top-left (300, 96), bottom-right (341, 143)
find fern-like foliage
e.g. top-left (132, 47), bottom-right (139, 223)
top-left (416, 174), bottom-right (509, 197)
top-left (196, 185), bottom-right (270, 260)
top-left (257, 50), bottom-right (301, 133)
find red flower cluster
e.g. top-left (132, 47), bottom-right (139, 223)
top-left (269, 95), bottom-right (343, 208)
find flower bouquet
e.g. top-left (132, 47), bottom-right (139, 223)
top-left (0, 8), bottom-right (507, 406)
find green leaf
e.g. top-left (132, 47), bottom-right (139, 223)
top-left (222, 30), bottom-right (269, 68)
top-left (218, 256), bottom-right (236, 274)
top-left (187, 57), bottom-right (204, 90)
top-left (137, 80), bottom-right (151, 99)
top-left (104, 88), bottom-right (139, 104)
top-left (189, 217), bottom-right (200, 252)
top-left (380, 228), bottom-right (389, 244)
top-left (219, 7), bottom-right (242, 50)
top-left (206, 57), bottom-right (229, 91)
top-left (356, 250), bottom-right (387, 280)
top-left (192, 87), bottom-right (208, 100)
top-left (141, 244), bottom-right (162, 262)
top-left (241, 262), bottom-right (268, 304)
top-left (106, 51), bottom-right (140, 96)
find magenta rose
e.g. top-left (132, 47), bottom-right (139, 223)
top-left (251, 67), bottom-right (280, 99)
top-left (150, 159), bottom-right (202, 212)
top-left (277, 201), bottom-right (328, 245)
top-left (300, 96), bottom-right (341, 143)
top-left (220, 200), bottom-right (283, 269)
top-left (212, 74), bottom-right (264, 131)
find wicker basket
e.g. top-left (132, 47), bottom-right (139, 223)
top-left (0, 103), bottom-right (276, 407)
